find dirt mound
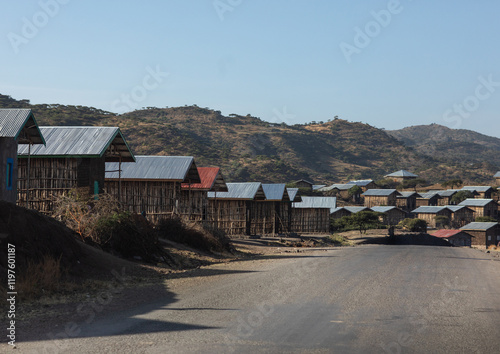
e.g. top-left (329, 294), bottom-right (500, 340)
top-left (0, 201), bottom-right (82, 273)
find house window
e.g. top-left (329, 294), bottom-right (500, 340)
top-left (6, 158), bottom-right (14, 191)
top-left (497, 235), bottom-right (500, 241)
top-left (488, 236), bottom-right (492, 241)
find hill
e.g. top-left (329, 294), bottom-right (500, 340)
top-left (1, 94), bottom-right (498, 184)
top-left (387, 124), bottom-right (500, 170)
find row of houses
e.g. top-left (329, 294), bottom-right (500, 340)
top-left (1, 109), bottom-right (343, 236)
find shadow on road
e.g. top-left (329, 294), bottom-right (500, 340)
top-left (360, 234), bottom-right (452, 246)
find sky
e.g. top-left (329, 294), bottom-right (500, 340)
top-left (1, 0), bottom-right (500, 136)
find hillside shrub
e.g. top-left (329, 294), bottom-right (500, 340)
top-left (398, 218), bottom-right (427, 232)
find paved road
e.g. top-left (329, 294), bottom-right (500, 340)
top-left (17, 245), bottom-right (500, 353)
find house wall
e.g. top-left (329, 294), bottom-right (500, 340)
top-left (364, 195), bottom-right (396, 208)
top-left (331, 209), bottom-right (351, 219)
top-left (0, 138), bottom-right (18, 204)
top-left (291, 208), bottom-right (330, 234)
top-left (381, 210), bottom-right (407, 226)
top-left (446, 232), bottom-right (472, 247)
top-left (105, 180), bottom-right (180, 224)
top-left (416, 210), bottom-right (452, 228)
top-left (397, 196), bottom-right (416, 212)
top-left (77, 157), bottom-right (106, 195)
top-left (464, 227), bottom-right (500, 247)
top-left (206, 199), bottom-right (248, 236)
top-left (249, 201), bottom-right (275, 235)
top-left (17, 157), bottom-right (79, 213)
top-left (468, 204), bottom-right (497, 218)
top-left (179, 189), bottom-right (207, 221)
top-left (451, 209), bottom-right (474, 228)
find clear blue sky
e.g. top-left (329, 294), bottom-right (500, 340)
top-left (1, 0), bottom-right (499, 136)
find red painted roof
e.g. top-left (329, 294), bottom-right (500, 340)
top-left (431, 229), bottom-right (465, 238)
top-left (181, 167), bottom-right (222, 191)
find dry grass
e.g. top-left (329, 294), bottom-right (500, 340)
top-left (16, 255), bottom-right (63, 300)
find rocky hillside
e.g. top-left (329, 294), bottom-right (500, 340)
top-left (1, 94), bottom-right (498, 184)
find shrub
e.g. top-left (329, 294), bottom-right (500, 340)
top-left (435, 215), bottom-right (450, 229)
top-left (398, 218), bottom-right (427, 232)
top-left (157, 218), bottom-right (234, 254)
top-left (331, 211), bottom-right (384, 234)
top-left (475, 216), bottom-right (497, 222)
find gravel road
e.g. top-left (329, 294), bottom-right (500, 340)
top-left (14, 245), bottom-right (500, 353)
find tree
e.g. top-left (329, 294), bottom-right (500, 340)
top-left (475, 216), bottom-right (497, 222)
top-left (376, 178), bottom-right (398, 189)
top-left (450, 190), bottom-right (474, 205)
top-left (398, 218), bottom-right (427, 233)
top-left (401, 178), bottom-right (428, 191)
top-left (348, 185), bottom-right (363, 203)
top-left (442, 179), bottom-right (463, 189)
top-left (435, 215), bottom-right (450, 229)
top-left (349, 211), bottom-right (383, 234)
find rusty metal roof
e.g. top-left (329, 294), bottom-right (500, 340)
top-left (106, 155), bottom-right (200, 182)
top-left (207, 182), bottom-right (266, 200)
top-left (181, 167), bottom-right (228, 191)
top-left (431, 229), bottom-right (471, 238)
top-left (18, 126), bottom-right (134, 162)
top-left (0, 109), bottom-right (45, 144)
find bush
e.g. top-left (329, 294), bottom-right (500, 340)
top-left (435, 215), bottom-right (450, 229)
top-left (475, 216), bottom-right (497, 222)
top-left (157, 218), bottom-right (234, 254)
top-left (331, 211), bottom-right (384, 234)
top-left (398, 218), bottom-right (427, 232)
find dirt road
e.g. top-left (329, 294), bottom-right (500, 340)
top-left (12, 245), bottom-right (500, 353)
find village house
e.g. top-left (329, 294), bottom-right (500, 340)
top-left (291, 179), bottom-right (314, 190)
top-left (461, 186), bottom-right (494, 199)
top-left (458, 199), bottom-right (497, 219)
top-left (384, 170), bottom-right (418, 183)
top-left (207, 182), bottom-right (266, 236)
top-left (317, 183), bottom-right (356, 199)
top-left (286, 187), bottom-right (302, 203)
top-left (330, 206), bottom-right (370, 219)
top-left (0, 109), bottom-right (45, 204)
top-left (396, 191), bottom-right (420, 212)
top-left (412, 206), bottom-right (452, 228)
top-left (370, 206), bottom-right (407, 226)
top-left (180, 167), bottom-right (228, 221)
top-left (18, 126), bottom-right (134, 213)
top-left (460, 222), bottom-right (500, 247)
top-left (105, 155), bottom-right (200, 224)
top-left (257, 183), bottom-right (291, 235)
top-left (291, 196), bottom-right (336, 234)
top-left (415, 192), bottom-right (442, 207)
top-left (362, 189), bottom-right (401, 208)
top-left (446, 205), bottom-right (475, 228)
top-left (435, 190), bottom-right (460, 205)
top-left (431, 229), bottom-right (473, 247)
top-left (494, 172), bottom-right (500, 186)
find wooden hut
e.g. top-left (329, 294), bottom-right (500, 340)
top-left (179, 167), bottom-right (227, 221)
top-left (435, 190), bottom-right (459, 206)
top-left (431, 230), bottom-right (473, 247)
top-left (318, 183), bottom-right (356, 199)
top-left (370, 206), bottom-right (407, 226)
top-left (261, 184), bottom-right (291, 235)
top-left (0, 109), bottom-right (45, 204)
top-left (348, 179), bottom-right (377, 192)
top-left (331, 206), bottom-right (370, 219)
top-left (460, 222), bottom-right (500, 247)
top-left (461, 186), bottom-right (494, 199)
top-left (384, 170), bottom-right (418, 183)
top-left (291, 179), bottom-right (314, 190)
top-left (291, 196), bottom-right (336, 234)
top-left (458, 199), bottom-right (497, 219)
top-left (446, 206), bottom-right (475, 228)
top-left (286, 188), bottom-right (302, 203)
top-left (494, 172), bottom-right (500, 186)
top-left (362, 189), bottom-right (401, 208)
top-left (17, 126), bottom-right (134, 213)
top-left (416, 192), bottom-right (442, 207)
top-left (207, 182), bottom-right (266, 236)
top-left (105, 156), bottom-right (200, 224)
top-left (397, 191), bottom-right (420, 212)
top-left (412, 206), bottom-right (452, 228)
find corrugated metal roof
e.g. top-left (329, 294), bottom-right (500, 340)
top-left (344, 206), bottom-right (370, 213)
top-left (292, 196), bottom-right (336, 213)
top-left (181, 167), bottom-right (227, 191)
top-left (362, 189), bottom-right (400, 197)
top-left (494, 171), bottom-right (500, 178)
top-left (207, 182), bottom-right (265, 200)
top-left (445, 205), bottom-right (471, 213)
top-left (349, 180), bottom-right (374, 187)
top-left (286, 188), bottom-right (302, 202)
top-left (292, 179), bottom-right (313, 185)
top-left (461, 186), bottom-right (493, 193)
top-left (0, 109), bottom-right (45, 144)
top-left (398, 191), bottom-right (421, 198)
top-left (431, 229), bottom-right (469, 238)
top-left (385, 170), bottom-right (418, 178)
top-left (412, 206), bottom-right (449, 214)
top-left (318, 183), bottom-right (355, 192)
top-left (312, 185), bottom-right (326, 191)
top-left (371, 206), bottom-right (403, 213)
top-left (458, 199), bottom-right (495, 207)
top-left (262, 184), bottom-right (289, 201)
top-left (436, 190), bottom-right (459, 197)
top-left (461, 222), bottom-right (499, 231)
top-left (418, 192), bottom-right (442, 199)
top-left (106, 156), bottom-right (199, 182)
top-left (19, 126), bottom-right (134, 161)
